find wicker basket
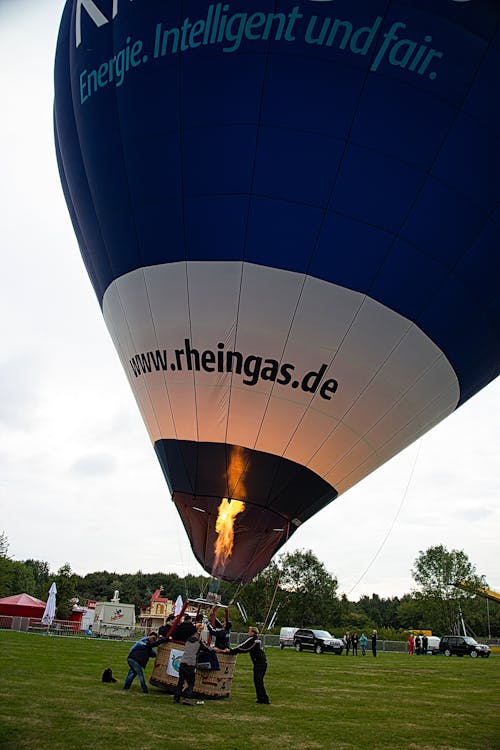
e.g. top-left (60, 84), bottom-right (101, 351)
top-left (149, 641), bottom-right (237, 699)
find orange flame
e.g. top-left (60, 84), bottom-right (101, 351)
top-left (212, 446), bottom-right (247, 574)
top-left (213, 497), bottom-right (246, 572)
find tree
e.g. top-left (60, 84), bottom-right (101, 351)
top-left (8, 562), bottom-right (36, 597)
top-left (0, 532), bottom-right (11, 597)
top-left (397, 594), bottom-right (428, 631)
top-left (411, 545), bottom-right (487, 633)
top-left (0, 531), bottom-right (8, 558)
top-left (0, 534), bottom-right (38, 598)
top-left (54, 564), bottom-right (77, 620)
top-left (275, 549), bottom-right (339, 627)
top-left (23, 560), bottom-right (50, 599)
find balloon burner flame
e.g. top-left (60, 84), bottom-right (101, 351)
top-left (213, 498), bottom-right (245, 573)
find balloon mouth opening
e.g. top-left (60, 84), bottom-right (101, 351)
top-left (172, 492), bottom-right (294, 583)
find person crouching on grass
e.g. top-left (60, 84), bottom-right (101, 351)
top-left (123, 631), bottom-right (168, 695)
top-left (225, 626), bottom-right (270, 704)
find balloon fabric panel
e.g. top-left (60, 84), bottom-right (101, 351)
top-left (54, 0), bottom-right (500, 581)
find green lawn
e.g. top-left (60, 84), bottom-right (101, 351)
top-left (0, 631), bottom-right (498, 750)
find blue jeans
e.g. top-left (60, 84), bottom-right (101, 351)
top-left (123, 658), bottom-right (148, 693)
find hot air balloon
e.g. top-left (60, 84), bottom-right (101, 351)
top-left (54, 0), bottom-right (499, 582)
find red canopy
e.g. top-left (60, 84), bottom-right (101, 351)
top-left (0, 593), bottom-right (47, 618)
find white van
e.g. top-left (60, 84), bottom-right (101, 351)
top-left (279, 627), bottom-right (298, 649)
top-left (425, 635), bottom-right (441, 654)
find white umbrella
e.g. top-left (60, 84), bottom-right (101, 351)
top-left (174, 595), bottom-right (183, 615)
top-left (41, 582), bottom-right (57, 626)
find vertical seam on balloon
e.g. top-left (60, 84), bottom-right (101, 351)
top-left (56, 4), bottom-right (107, 302)
top-left (107, 11), bottom-right (165, 446)
top-left (321, 346), bottom-right (452, 488)
top-left (53, 114), bottom-right (100, 300)
top-left (166, 0), bottom-right (204, 515)
top-left (307, 318), bottom-right (439, 474)
top-left (64, 5), bottom-right (166, 452)
top-left (56, 5), bottom-right (112, 305)
top-left (219, 1), bottom-right (282, 505)
top-left (243, 27), bottom-right (307, 457)
top-left (255, 2), bottom-right (395, 489)
top-left (387, 31), bottom-right (499, 403)
top-left (178, 0), bottom-right (201, 464)
top-left (361, 30), bottom-right (500, 387)
top-left (247, 3), bottom-right (397, 503)
top-left (275, 8), bottom-right (494, 487)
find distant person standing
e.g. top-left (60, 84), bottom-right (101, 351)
top-left (359, 632), bottom-right (368, 656)
top-left (421, 634), bottom-right (428, 655)
top-left (407, 634), bottom-right (415, 655)
top-left (351, 632), bottom-right (359, 656)
top-left (371, 630), bottom-right (377, 657)
top-left (415, 634), bottom-right (421, 655)
top-left (344, 631), bottom-right (351, 655)
top-left (227, 626), bottom-right (270, 704)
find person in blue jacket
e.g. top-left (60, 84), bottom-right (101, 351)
top-left (122, 631), bottom-right (168, 694)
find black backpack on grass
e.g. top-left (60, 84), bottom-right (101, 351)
top-left (102, 667), bottom-right (117, 683)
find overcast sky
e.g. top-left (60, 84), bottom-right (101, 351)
top-left (1, 0), bottom-right (498, 602)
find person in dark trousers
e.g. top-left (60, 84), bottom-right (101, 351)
top-left (359, 632), bottom-right (368, 656)
top-left (421, 634), bottom-right (428, 655)
top-left (351, 632), bottom-right (359, 656)
top-left (123, 631), bottom-right (168, 694)
top-left (344, 631), bottom-right (351, 655)
top-left (227, 626), bottom-right (270, 704)
top-left (371, 630), bottom-right (377, 657)
top-left (173, 620), bottom-right (215, 705)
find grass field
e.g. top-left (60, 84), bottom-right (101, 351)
top-left (0, 631), bottom-right (498, 750)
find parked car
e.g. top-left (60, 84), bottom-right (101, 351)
top-left (293, 628), bottom-right (344, 654)
top-left (279, 627), bottom-right (298, 649)
top-left (439, 635), bottom-right (491, 658)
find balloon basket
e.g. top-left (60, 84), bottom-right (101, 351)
top-left (150, 641), bottom-right (236, 699)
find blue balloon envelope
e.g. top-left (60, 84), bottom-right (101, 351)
top-left (54, 0), bottom-right (499, 581)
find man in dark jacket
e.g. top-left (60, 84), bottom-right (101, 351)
top-left (158, 614), bottom-right (175, 637)
top-left (171, 615), bottom-right (197, 643)
top-left (122, 631), bottom-right (167, 694)
top-left (228, 626), bottom-right (270, 704)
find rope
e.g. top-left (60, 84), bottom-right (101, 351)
top-left (346, 437), bottom-right (423, 598)
top-left (262, 569), bottom-right (283, 631)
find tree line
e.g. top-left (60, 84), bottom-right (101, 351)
top-left (0, 532), bottom-right (498, 637)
